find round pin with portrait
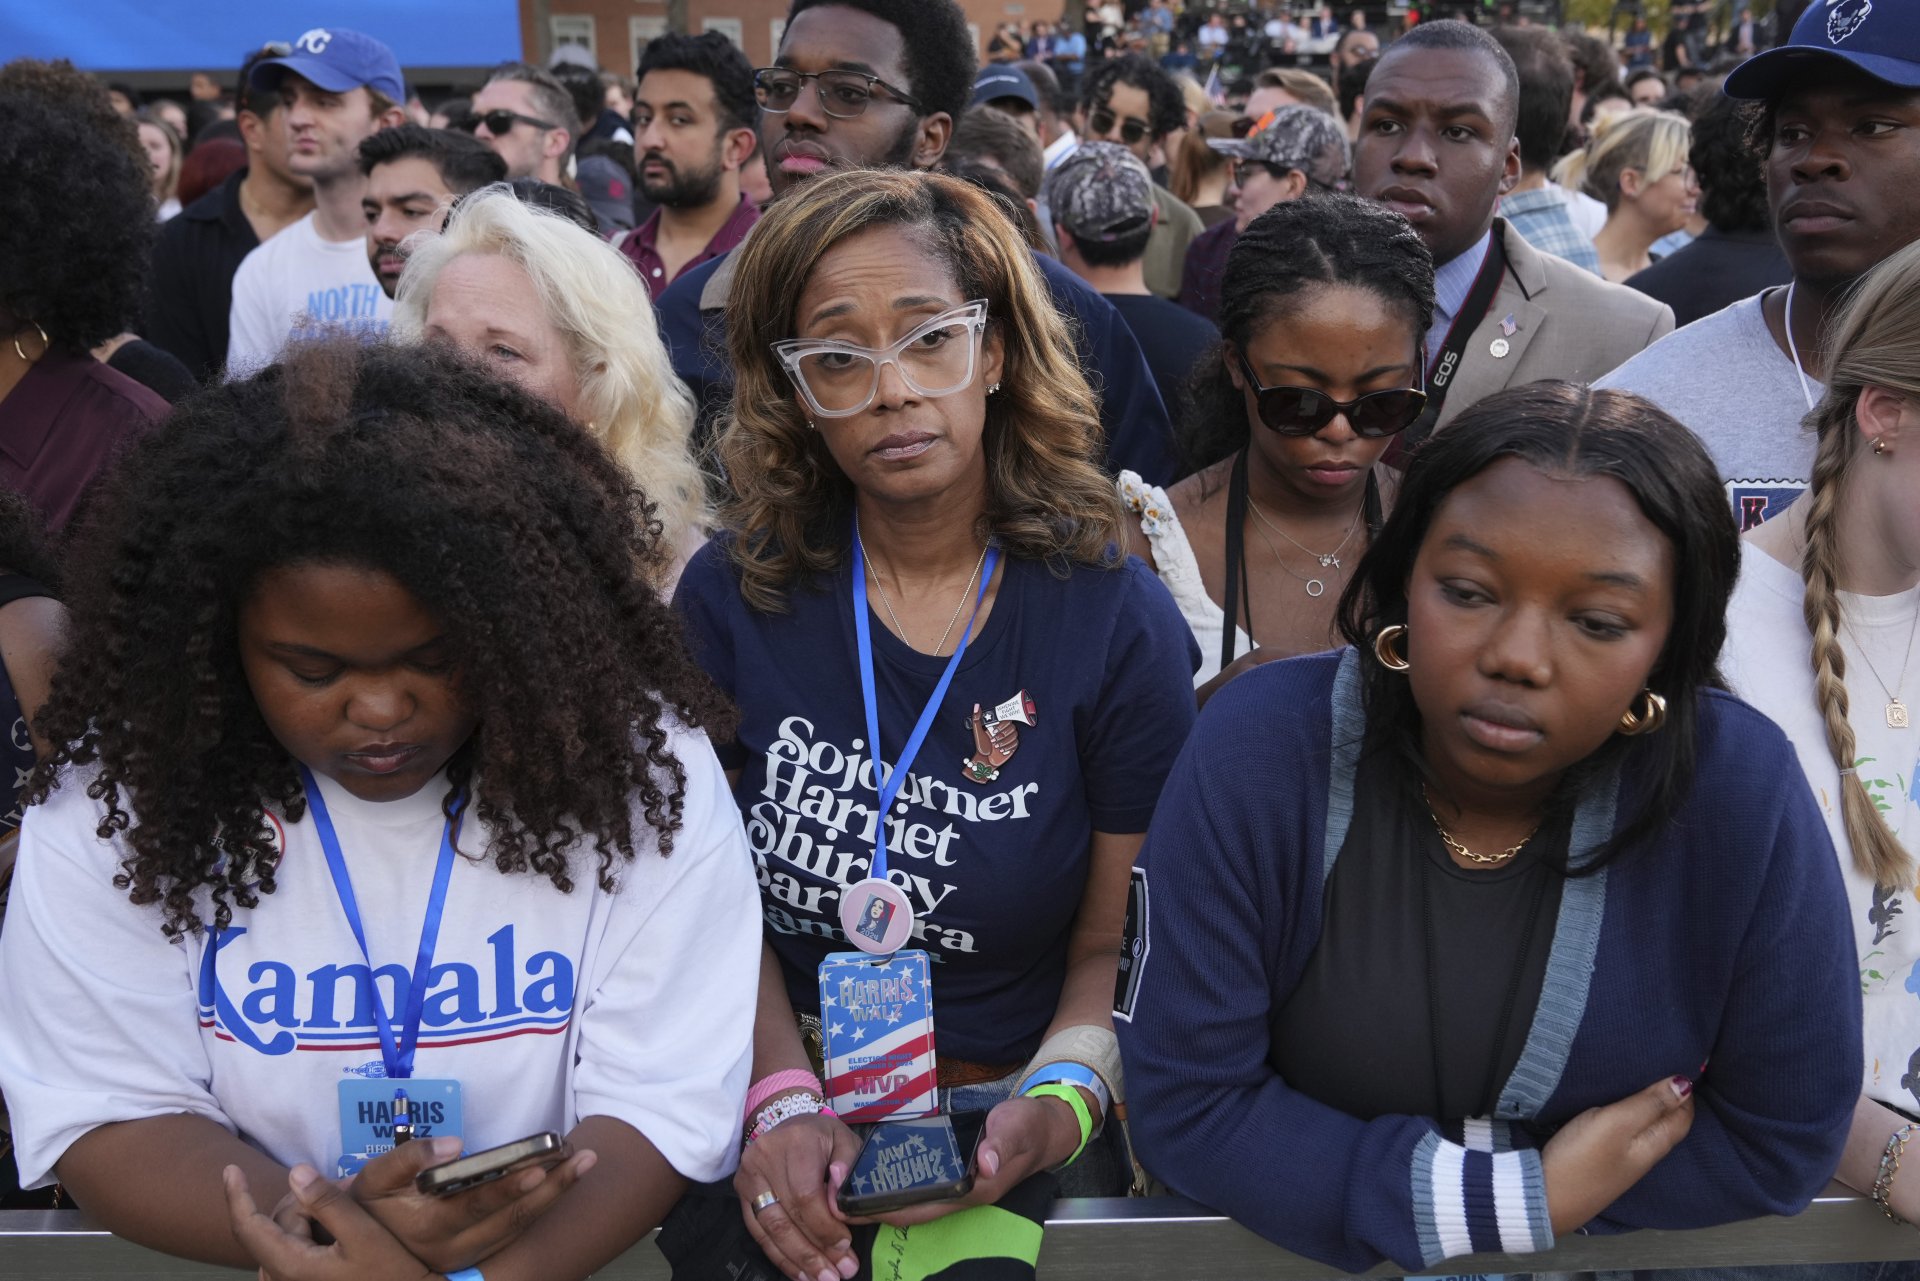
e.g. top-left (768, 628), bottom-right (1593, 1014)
top-left (839, 877), bottom-right (915, 955)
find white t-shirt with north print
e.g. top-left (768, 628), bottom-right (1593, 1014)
top-left (0, 724), bottom-right (760, 1189)
top-left (225, 210), bottom-right (392, 377)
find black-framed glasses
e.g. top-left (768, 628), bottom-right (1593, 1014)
top-left (753, 68), bottom-right (923, 119)
top-left (1237, 351), bottom-right (1428, 438)
top-left (1088, 107), bottom-right (1150, 146)
top-left (454, 108), bottom-right (560, 136)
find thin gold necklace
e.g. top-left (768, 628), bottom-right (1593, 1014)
top-left (1423, 787), bottom-right (1541, 866)
top-left (858, 535), bottom-right (989, 656)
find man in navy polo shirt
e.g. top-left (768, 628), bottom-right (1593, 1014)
top-left (654, 0), bottom-right (1178, 484)
top-left (226, 28), bottom-right (404, 376)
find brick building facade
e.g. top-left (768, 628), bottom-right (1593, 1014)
top-left (522, 0), bottom-right (1042, 75)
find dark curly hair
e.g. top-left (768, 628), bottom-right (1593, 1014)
top-left (639, 30), bottom-right (759, 133)
top-left (1079, 54), bottom-right (1186, 142)
top-left (30, 339), bottom-right (732, 939)
top-left (0, 75), bottom-right (155, 352)
top-left (1336, 382), bottom-right (1739, 873)
top-left (1694, 93), bottom-right (1769, 234)
top-left (786, 0), bottom-right (976, 124)
top-left (1182, 193), bottom-right (1435, 475)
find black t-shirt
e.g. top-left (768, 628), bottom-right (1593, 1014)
top-left (1268, 756), bottom-right (1568, 1121)
top-left (1104, 292), bottom-right (1218, 443)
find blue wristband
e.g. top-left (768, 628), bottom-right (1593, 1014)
top-left (444, 1269), bottom-right (485, 1281)
top-left (1018, 1061), bottom-right (1111, 1116)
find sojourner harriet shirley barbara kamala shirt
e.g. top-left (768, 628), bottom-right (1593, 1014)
top-left (673, 538), bottom-right (1200, 1066)
top-left (1116, 647), bottom-right (1861, 1273)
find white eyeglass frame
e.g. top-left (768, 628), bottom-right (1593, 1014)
top-left (772, 300), bottom-right (990, 420)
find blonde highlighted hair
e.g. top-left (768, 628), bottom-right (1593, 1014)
top-left (392, 187), bottom-right (707, 564)
top-left (1553, 108), bottom-right (1690, 213)
top-left (1798, 240), bottom-right (1920, 889)
top-left (717, 168), bottom-right (1126, 613)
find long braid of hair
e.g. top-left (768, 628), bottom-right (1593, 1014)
top-left (1799, 405), bottom-right (1913, 888)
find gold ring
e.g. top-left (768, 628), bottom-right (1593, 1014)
top-left (751, 1190), bottom-right (780, 1216)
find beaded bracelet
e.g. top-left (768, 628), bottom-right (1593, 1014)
top-left (745, 1092), bottom-right (836, 1147)
top-left (744, 1068), bottom-right (826, 1120)
top-left (1873, 1123), bottom-right (1919, 1224)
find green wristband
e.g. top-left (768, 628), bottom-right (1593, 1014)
top-left (1025, 1082), bottom-right (1094, 1166)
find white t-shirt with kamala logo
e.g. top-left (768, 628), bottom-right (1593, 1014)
top-left (225, 210), bottom-right (393, 377)
top-left (0, 722), bottom-right (760, 1189)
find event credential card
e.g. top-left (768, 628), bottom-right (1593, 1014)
top-left (818, 950), bottom-right (939, 1122)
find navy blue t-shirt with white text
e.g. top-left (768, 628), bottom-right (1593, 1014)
top-left (674, 538), bottom-right (1199, 1063)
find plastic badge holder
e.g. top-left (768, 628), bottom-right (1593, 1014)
top-left (818, 949), bottom-right (939, 1122)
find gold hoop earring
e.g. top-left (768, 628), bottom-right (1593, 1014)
top-left (1618, 689), bottom-right (1668, 736)
top-left (12, 322), bottom-right (48, 363)
top-left (1373, 624), bottom-right (1410, 672)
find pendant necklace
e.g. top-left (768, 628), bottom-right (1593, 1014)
top-left (858, 534), bottom-right (990, 657)
top-left (1247, 493), bottom-right (1362, 599)
top-left (1846, 601), bottom-right (1920, 730)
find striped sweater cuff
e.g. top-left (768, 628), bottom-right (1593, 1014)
top-left (1410, 1131), bottom-right (1554, 1265)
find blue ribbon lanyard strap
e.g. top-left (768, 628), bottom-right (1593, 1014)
top-left (852, 518), bottom-right (1000, 884)
top-left (299, 765), bottom-right (463, 1080)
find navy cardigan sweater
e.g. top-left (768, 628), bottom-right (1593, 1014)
top-left (1116, 648), bottom-right (1860, 1272)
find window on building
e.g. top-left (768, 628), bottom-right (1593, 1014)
top-left (550, 14), bottom-right (596, 61)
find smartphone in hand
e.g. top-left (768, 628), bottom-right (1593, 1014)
top-left (414, 1132), bottom-right (572, 1197)
top-left (836, 1112), bottom-right (986, 1217)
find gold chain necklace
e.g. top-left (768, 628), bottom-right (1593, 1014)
top-left (1423, 788), bottom-right (1541, 866)
top-left (858, 535), bottom-right (989, 656)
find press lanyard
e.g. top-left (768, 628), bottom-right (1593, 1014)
top-left (300, 766), bottom-right (463, 1081)
top-left (851, 519), bottom-right (999, 884)
top-left (1395, 232), bottom-right (1509, 457)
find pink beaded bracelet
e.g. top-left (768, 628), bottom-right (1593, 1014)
top-left (744, 1068), bottom-right (826, 1120)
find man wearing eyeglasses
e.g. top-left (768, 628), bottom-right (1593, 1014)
top-left (226, 28), bottom-right (405, 376)
top-left (653, 0), bottom-right (1180, 485)
top-left (1074, 55), bottom-right (1202, 301)
top-left (466, 63), bottom-right (578, 187)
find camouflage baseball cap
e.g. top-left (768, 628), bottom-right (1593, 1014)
top-left (1045, 140), bottom-right (1155, 242)
top-left (1209, 103), bottom-right (1350, 182)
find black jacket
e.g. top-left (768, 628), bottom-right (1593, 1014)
top-left (1626, 227), bottom-right (1791, 330)
top-left (144, 168), bottom-right (260, 383)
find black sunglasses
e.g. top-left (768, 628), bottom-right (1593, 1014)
top-left (1237, 352), bottom-right (1428, 438)
top-left (455, 108), bottom-right (560, 136)
top-left (1088, 107), bottom-right (1150, 146)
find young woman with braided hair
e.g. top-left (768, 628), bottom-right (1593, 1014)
top-left (1121, 193), bottom-right (1434, 701)
top-left (1723, 238), bottom-right (1920, 1239)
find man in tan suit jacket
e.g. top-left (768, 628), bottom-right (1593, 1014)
top-left (1352, 21), bottom-right (1672, 440)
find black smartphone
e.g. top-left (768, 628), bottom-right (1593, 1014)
top-left (414, 1131), bottom-right (571, 1197)
top-left (836, 1111), bottom-right (987, 1217)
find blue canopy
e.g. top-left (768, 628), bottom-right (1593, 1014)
top-left (1, 2), bottom-right (521, 71)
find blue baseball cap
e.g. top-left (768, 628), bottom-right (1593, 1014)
top-left (250, 28), bottom-right (406, 104)
top-left (971, 66), bottom-right (1039, 112)
top-left (1724, 0), bottom-right (1920, 99)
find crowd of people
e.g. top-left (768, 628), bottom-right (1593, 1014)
top-left (0, 1), bottom-right (1918, 1280)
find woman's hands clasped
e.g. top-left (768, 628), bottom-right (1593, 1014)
top-left (224, 1135), bottom-right (597, 1281)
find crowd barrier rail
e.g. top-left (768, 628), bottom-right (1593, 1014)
top-left (5, 1186), bottom-right (1920, 1279)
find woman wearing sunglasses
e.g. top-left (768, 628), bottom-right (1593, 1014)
top-left (1118, 381), bottom-right (1860, 1272)
top-left (665, 169), bottom-right (1197, 1281)
top-left (1122, 193), bottom-right (1431, 700)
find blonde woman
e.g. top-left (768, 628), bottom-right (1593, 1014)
top-left (1722, 238), bottom-right (1920, 1235)
top-left (665, 168), bottom-right (1197, 1281)
top-left (136, 113), bottom-right (183, 221)
top-left (1554, 108), bottom-right (1697, 283)
top-left (392, 185), bottom-right (708, 586)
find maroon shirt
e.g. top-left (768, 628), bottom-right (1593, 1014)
top-left (0, 350), bottom-right (166, 531)
top-left (618, 196), bottom-right (759, 302)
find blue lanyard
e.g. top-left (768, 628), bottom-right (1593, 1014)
top-left (299, 766), bottom-right (463, 1080)
top-left (851, 519), bottom-right (999, 883)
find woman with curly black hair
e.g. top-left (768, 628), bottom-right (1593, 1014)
top-left (0, 69), bottom-right (169, 531)
top-left (0, 340), bottom-right (761, 1281)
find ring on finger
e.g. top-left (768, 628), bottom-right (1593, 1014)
top-left (751, 1190), bottom-right (780, 1216)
